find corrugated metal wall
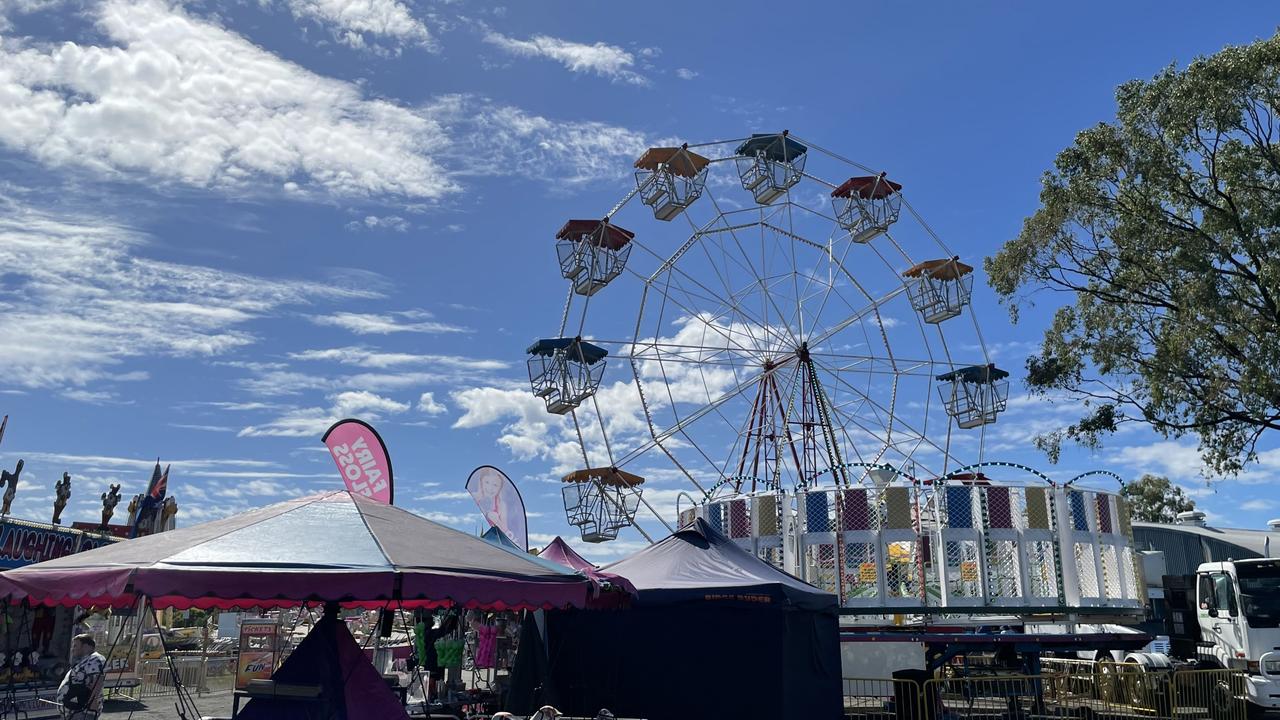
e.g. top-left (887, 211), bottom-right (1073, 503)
top-left (1133, 527), bottom-right (1261, 576)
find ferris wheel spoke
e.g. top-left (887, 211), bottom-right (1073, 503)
top-left (657, 257), bottom-right (796, 355)
top-left (816, 357), bottom-right (957, 468)
top-left (615, 360), bottom-right (789, 468)
top-left (695, 219), bottom-right (798, 353)
top-left (802, 283), bottom-right (909, 353)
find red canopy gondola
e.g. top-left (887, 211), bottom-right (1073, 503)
top-left (555, 219), bottom-right (635, 251)
top-left (831, 174), bottom-right (903, 200)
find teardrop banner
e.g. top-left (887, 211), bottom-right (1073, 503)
top-left (465, 465), bottom-right (528, 551)
top-left (322, 418), bottom-right (394, 504)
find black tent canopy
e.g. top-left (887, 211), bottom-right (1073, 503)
top-left (523, 518), bottom-right (843, 720)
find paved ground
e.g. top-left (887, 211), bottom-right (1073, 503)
top-left (101, 690), bottom-right (235, 719)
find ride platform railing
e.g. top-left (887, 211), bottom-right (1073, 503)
top-left (703, 483), bottom-right (1145, 614)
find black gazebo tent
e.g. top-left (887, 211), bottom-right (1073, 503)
top-left (522, 518), bottom-right (842, 720)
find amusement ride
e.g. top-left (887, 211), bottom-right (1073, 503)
top-left (526, 132), bottom-right (1144, 618)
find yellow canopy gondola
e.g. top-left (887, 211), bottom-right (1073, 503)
top-left (633, 145), bottom-right (711, 220)
top-left (902, 257), bottom-right (975, 324)
top-left (633, 147), bottom-right (711, 178)
top-left (902, 257), bottom-right (974, 281)
top-left (560, 468), bottom-right (645, 543)
top-left (562, 467), bottom-right (645, 487)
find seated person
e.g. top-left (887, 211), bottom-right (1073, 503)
top-left (57, 634), bottom-right (105, 720)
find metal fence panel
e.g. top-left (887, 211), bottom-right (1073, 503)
top-left (842, 677), bottom-right (922, 720)
top-left (137, 655), bottom-right (236, 698)
top-left (842, 667), bottom-right (1249, 720)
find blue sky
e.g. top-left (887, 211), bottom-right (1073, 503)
top-left (0, 0), bottom-right (1277, 559)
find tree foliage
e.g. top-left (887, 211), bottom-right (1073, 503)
top-left (1120, 474), bottom-right (1197, 523)
top-left (986, 35), bottom-right (1280, 475)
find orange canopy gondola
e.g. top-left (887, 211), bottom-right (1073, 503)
top-left (831, 175), bottom-right (903, 200)
top-left (562, 467), bottom-right (645, 488)
top-left (903, 257), bottom-right (974, 281)
top-left (634, 147), bottom-right (711, 178)
top-left (556, 219), bottom-right (636, 251)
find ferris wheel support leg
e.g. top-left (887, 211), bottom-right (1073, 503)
top-left (781, 490), bottom-right (797, 577)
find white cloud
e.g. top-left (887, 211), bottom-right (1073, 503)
top-left (60, 388), bottom-right (118, 404)
top-left (482, 31), bottom-right (647, 85)
top-left (239, 390), bottom-right (409, 437)
top-left (345, 215), bottom-right (410, 232)
top-left (289, 346), bottom-right (507, 371)
top-left (417, 391), bottom-right (447, 415)
top-left (416, 490), bottom-right (472, 501)
top-left (13, 451), bottom-right (284, 475)
top-left (1240, 498), bottom-right (1276, 512)
top-left (309, 311), bottom-right (468, 335)
top-left (414, 510), bottom-right (474, 528)
top-left (0, 0), bottom-right (455, 199)
top-left (0, 197), bottom-right (372, 389)
top-left (275, 0), bottom-right (434, 52)
top-left (332, 389), bottom-right (409, 416)
top-left (169, 423), bottom-right (237, 433)
top-left (428, 96), bottom-right (651, 186)
top-left (1107, 441), bottom-right (1209, 481)
top-left (236, 365), bottom-right (512, 397)
top-left (0, 0), bottom-right (61, 29)
top-left (451, 386), bottom-right (584, 471)
top-left (674, 68), bottom-right (697, 80)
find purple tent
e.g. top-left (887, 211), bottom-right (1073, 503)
top-left (0, 491), bottom-right (591, 610)
top-left (539, 537), bottom-right (636, 596)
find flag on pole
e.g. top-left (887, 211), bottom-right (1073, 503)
top-left (130, 460), bottom-right (168, 538)
top-left (153, 464), bottom-right (170, 502)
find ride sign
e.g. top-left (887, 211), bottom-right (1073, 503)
top-left (322, 419), bottom-right (394, 505)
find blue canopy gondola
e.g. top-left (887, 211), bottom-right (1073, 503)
top-left (526, 337), bottom-right (608, 364)
top-left (937, 364), bottom-right (1010, 428)
top-left (527, 337), bottom-right (608, 414)
top-left (936, 364), bottom-right (1009, 384)
top-left (735, 133), bottom-right (808, 163)
top-left (735, 131), bottom-right (808, 204)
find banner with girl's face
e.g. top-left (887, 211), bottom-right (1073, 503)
top-left (465, 466), bottom-right (527, 551)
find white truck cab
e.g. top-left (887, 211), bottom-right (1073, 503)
top-left (1196, 558), bottom-right (1280, 712)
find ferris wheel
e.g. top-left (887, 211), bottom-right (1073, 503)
top-left (526, 132), bottom-right (1008, 544)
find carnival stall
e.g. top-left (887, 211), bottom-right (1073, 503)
top-left (525, 518), bottom-right (841, 720)
top-left (0, 491), bottom-right (595, 719)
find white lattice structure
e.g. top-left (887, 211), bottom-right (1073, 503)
top-left (697, 476), bottom-right (1143, 615)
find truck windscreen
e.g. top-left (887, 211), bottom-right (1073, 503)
top-left (1237, 561), bottom-right (1280, 628)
